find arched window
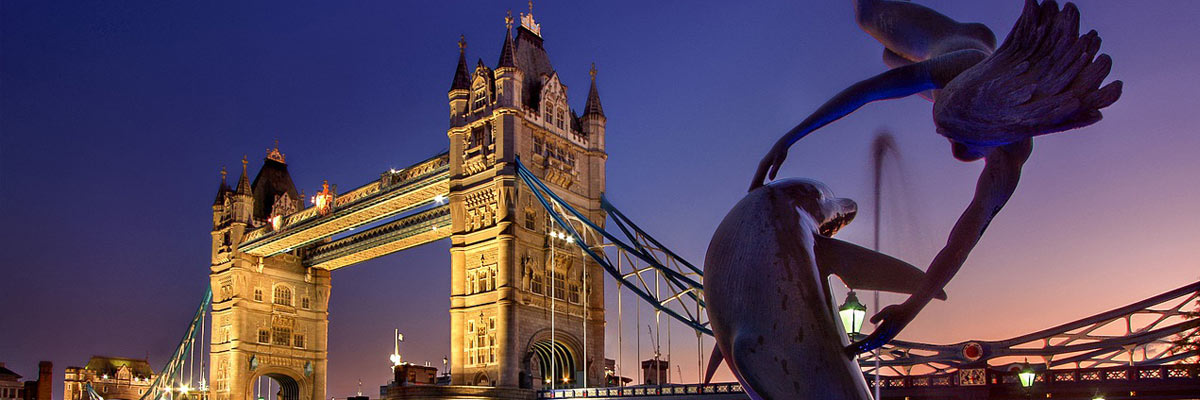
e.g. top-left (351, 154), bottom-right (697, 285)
top-left (273, 285), bottom-right (292, 306)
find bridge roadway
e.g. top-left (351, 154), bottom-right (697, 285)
top-left (533, 363), bottom-right (1200, 399)
top-left (237, 152), bottom-right (450, 268)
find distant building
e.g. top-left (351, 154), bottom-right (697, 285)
top-left (64, 357), bottom-right (155, 400)
top-left (640, 359), bottom-right (669, 386)
top-left (0, 361), bottom-right (51, 400)
top-left (393, 364), bottom-right (438, 387)
top-left (603, 358), bottom-right (630, 387)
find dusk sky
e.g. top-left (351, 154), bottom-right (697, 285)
top-left (2, 1), bottom-right (1198, 398)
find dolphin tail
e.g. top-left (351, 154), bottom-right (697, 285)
top-left (814, 235), bottom-right (948, 300)
top-left (704, 344), bottom-right (723, 384)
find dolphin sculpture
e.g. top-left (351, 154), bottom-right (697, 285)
top-left (703, 179), bottom-right (945, 399)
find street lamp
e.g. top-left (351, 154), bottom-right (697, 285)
top-left (1018, 359), bottom-right (1036, 388)
top-left (839, 291), bottom-right (867, 336)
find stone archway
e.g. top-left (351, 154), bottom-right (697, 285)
top-left (521, 329), bottom-right (581, 389)
top-left (246, 368), bottom-right (306, 400)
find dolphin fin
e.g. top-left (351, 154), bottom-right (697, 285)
top-left (814, 235), bottom-right (947, 300)
top-left (704, 344), bottom-right (722, 384)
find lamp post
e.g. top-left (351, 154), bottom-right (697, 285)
top-left (839, 291), bottom-right (867, 337)
top-left (1018, 359), bottom-right (1036, 399)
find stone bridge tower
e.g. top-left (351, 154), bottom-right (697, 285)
top-left (446, 9), bottom-right (607, 389)
top-left (209, 149), bottom-right (331, 400)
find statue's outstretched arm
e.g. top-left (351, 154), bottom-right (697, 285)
top-left (847, 139), bottom-right (1033, 355)
top-left (749, 49), bottom-right (986, 190)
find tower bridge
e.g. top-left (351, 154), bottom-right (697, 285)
top-left (99, 7), bottom-right (1198, 400)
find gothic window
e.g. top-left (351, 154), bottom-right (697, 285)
top-left (258, 329), bottom-right (270, 344)
top-left (557, 108), bottom-right (566, 130)
top-left (569, 282), bottom-right (581, 304)
top-left (273, 285), bottom-right (292, 306)
top-left (473, 86), bottom-right (487, 110)
top-left (551, 271), bottom-right (567, 301)
top-left (470, 126), bottom-right (485, 148)
top-left (525, 208), bottom-right (536, 230)
top-left (301, 297), bottom-right (310, 309)
top-left (489, 267), bottom-right (497, 291)
top-left (294, 334), bottom-right (305, 349)
top-left (475, 325), bottom-right (488, 365)
top-left (533, 136), bottom-right (544, 155)
top-left (272, 326), bottom-right (291, 346)
top-left (531, 272), bottom-right (543, 294)
top-left (467, 337), bottom-right (476, 365)
top-left (488, 335), bottom-right (496, 363)
top-left (545, 102), bottom-right (555, 126)
top-left (253, 288), bottom-right (263, 302)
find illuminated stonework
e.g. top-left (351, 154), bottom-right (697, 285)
top-left (446, 11), bottom-right (607, 389)
top-left (208, 8), bottom-right (607, 399)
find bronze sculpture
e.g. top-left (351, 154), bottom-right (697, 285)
top-left (749, 0), bottom-right (1121, 356)
top-left (704, 179), bottom-right (945, 399)
top-left (705, 1), bottom-right (1122, 398)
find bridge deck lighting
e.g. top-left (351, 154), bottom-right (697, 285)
top-left (433, 194), bottom-right (446, 204)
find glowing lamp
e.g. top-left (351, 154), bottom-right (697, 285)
top-left (1018, 360), bottom-right (1036, 388)
top-left (270, 215), bottom-right (283, 231)
top-left (433, 194), bottom-right (446, 204)
top-left (838, 291), bottom-right (867, 336)
top-left (1092, 396), bottom-right (1105, 400)
top-left (389, 353), bottom-right (401, 366)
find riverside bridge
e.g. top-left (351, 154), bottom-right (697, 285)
top-left (100, 7), bottom-right (1197, 400)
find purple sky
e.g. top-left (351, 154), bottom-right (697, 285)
top-left (3, 1), bottom-right (1199, 397)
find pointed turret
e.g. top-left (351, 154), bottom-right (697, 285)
top-left (584, 63), bottom-right (605, 118)
top-left (493, 11), bottom-right (524, 110)
top-left (235, 156), bottom-right (252, 196)
top-left (497, 12), bottom-right (517, 69)
top-left (450, 35), bottom-right (471, 92)
top-left (449, 35), bottom-right (472, 125)
top-left (230, 155), bottom-right (255, 224)
top-left (581, 63), bottom-right (607, 152)
top-left (213, 166), bottom-right (231, 207)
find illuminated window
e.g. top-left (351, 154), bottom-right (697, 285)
top-left (258, 329), bottom-right (270, 343)
top-left (294, 334), bottom-right (305, 349)
top-left (253, 288), bottom-right (263, 302)
top-left (272, 326), bottom-right (291, 346)
top-left (273, 285), bottom-right (292, 306)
